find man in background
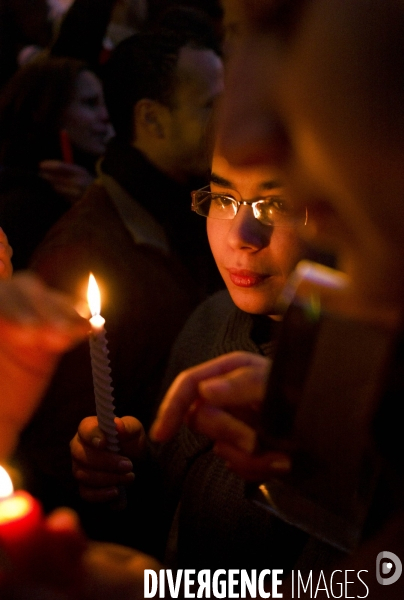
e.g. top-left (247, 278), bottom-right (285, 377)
top-left (16, 18), bottom-right (223, 547)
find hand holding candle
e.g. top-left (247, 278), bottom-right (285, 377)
top-left (87, 274), bottom-right (127, 508)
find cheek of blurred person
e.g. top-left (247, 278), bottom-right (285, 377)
top-left (220, 0), bottom-right (404, 309)
top-left (206, 152), bottom-right (305, 316)
top-left (167, 46), bottom-right (223, 179)
top-left (63, 70), bottom-right (111, 157)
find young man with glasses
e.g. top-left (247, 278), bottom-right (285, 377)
top-left (150, 0), bottom-right (404, 595)
top-left (70, 139), bottom-right (311, 570)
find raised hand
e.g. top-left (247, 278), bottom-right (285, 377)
top-left (0, 272), bottom-right (88, 459)
top-left (150, 351), bottom-right (291, 482)
top-left (39, 160), bottom-right (94, 204)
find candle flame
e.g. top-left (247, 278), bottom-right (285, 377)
top-left (0, 465), bottom-right (14, 499)
top-left (87, 273), bottom-right (101, 317)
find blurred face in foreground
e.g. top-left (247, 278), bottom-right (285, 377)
top-left (205, 146), bottom-right (305, 316)
top-left (219, 0), bottom-right (404, 310)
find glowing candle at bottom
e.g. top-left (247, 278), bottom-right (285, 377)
top-left (0, 466), bottom-right (43, 569)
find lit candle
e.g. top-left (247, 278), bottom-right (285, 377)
top-left (87, 274), bottom-right (126, 508)
top-left (87, 273), bottom-right (120, 451)
top-left (0, 466), bottom-right (43, 570)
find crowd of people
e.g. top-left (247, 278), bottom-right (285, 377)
top-left (1, 0), bottom-right (404, 598)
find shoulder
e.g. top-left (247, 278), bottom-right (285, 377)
top-left (30, 180), bottom-right (127, 259)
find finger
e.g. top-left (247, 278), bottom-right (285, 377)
top-left (20, 508), bottom-right (87, 586)
top-left (213, 442), bottom-right (292, 481)
top-left (0, 241), bottom-right (12, 257)
top-left (75, 416), bottom-right (107, 448)
top-left (189, 403), bottom-right (257, 453)
top-left (39, 160), bottom-right (86, 174)
top-left (71, 435), bottom-right (133, 474)
top-left (115, 416), bottom-right (143, 440)
top-left (151, 351), bottom-right (266, 442)
top-left (39, 159), bottom-right (67, 170)
top-left (78, 483), bottom-right (122, 503)
top-left (0, 259), bottom-right (11, 281)
top-left (0, 227), bottom-right (11, 248)
top-left (115, 416), bottom-right (146, 460)
top-left (199, 361), bottom-right (269, 408)
top-left (74, 466), bottom-right (135, 487)
top-left (0, 318), bottom-right (88, 364)
top-left (0, 273), bottom-right (88, 339)
top-left (48, 183), bottom-right (83, 196)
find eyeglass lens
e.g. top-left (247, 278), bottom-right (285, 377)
top-left (194, 191), bottom-right (303, 227)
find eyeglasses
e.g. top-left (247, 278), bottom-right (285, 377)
top-left (191, 186), bottom-right (307, 227)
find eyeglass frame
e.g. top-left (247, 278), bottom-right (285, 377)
top-left (191, 185), bottom-right (308, 227)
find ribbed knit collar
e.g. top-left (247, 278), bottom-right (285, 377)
top-left (215, 301), bottom-right (282, 360)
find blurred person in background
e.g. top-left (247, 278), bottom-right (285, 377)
top-left (0, 55), bottom-right (111, 270)
top-left (0, 0), bottom-right (52, 89)
top-left (51, 0), bottom-right (148, 68)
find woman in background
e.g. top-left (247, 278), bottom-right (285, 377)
top-left (0, 55), bottom-right (110, 270)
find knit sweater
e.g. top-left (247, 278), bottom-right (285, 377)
top-left (142, 290), bottom-right (309, 572)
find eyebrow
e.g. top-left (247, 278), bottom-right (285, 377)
top-left (210, 172), bottom-right (232, 187)
top-left (260, 180), bottom-right (281, 191)
top-left (210, 172), bottom-right (281, 191)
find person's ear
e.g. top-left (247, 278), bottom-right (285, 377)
top-left (134, 99), bottom-right (170, 140)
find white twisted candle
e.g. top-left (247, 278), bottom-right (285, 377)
top-left (89, 323), bottom-right (119, 452)
top-left (87, 274), bottom-right (127, 509)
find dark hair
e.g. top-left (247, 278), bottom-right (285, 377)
top-left (102, 8), bottom-right (221, 142)
top-left (151, 6), bottom-right (222, 54)
top-left (147, 0), bottom-right (223, 25)
top-left (0, 54), bottom-right (89, 168)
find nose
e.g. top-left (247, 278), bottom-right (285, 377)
top-left (217, 40), bottom-right (289, 168)
top-left (98, 100), bottom-right (110, 123)
top-left (227, 206), bottom-right (271, 251)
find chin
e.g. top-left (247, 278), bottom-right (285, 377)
top-left (228, 289), bottom-right (278, 316)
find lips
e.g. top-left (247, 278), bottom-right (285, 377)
top-left (227, 268), bottom-right (269, 288)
